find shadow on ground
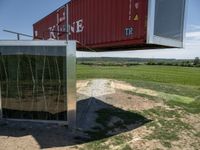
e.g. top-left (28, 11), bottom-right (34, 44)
top-left (0, 98), bottom-right (150, 149)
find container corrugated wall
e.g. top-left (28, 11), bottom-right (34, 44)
top-left (33, 0), bottom-right (148, 50)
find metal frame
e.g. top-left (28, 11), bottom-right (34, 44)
top-left (182, 0), bottom-right (189, 48)
top-left (147, 0), bottom-right (156, 45)
top-left (147, 0), bottom-right (187, 48)
top-left (2, 118), bottom-right (68, 125)
top-left (65, 4), bottom-right (69, 41)
top-left (0, 40), bottom-right (77, 128)
top-left (66, 41), bottom-right (76, 129)
top-left (0, 40), bottom-right (68, 46)
top-left (0, 83), bottom-right (2, 119)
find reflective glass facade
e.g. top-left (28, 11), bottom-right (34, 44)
top-left (0, 46), bottom-right (68, 121)
top-left (154, 0), bottom-right (185, 41)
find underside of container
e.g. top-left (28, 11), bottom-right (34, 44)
top-left (33, 0), bottom-right (187, 52)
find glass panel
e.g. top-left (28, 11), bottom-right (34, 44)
top-left (0, 46), bottom-right (67, 121)
top-left (154, 0), bottom-right (185, 41)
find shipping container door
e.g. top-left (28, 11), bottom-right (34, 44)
top-left (147, 0), bottom-right (187, 48)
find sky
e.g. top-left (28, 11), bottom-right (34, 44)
top-left (0, 0), bottom-right (199, 59)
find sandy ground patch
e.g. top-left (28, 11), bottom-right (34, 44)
top-left (98, 90), bottom-right (162, 111)
top-left (77, 80), bottom-right (89, 89)
top-left (171, 131), bottom-right (200, 150)
top-left (77, 79), bottom-right (162, 111)
top-left (110, 80), bottom-right (158, 97)
top-left (77, 79), bottom-right (115, 97)
top-left (0, 121), bottom-right (78, 150)
top-left (181, 113), bottom-right (200, 131)
top-left (0, 135), bottom-right (40, 150)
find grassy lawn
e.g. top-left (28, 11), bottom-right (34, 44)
top-left (77, 64), bottom-right (200, 149)
top-left (77, 65), bottom-right (200, 86)
top-left (77, 65), bottom-right (200, 96)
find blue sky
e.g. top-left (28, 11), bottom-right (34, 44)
top-left (0, 0), bottom-right (199, 59)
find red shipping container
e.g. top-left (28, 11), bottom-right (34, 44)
top-left (33, 0), bottom-right (187, 51)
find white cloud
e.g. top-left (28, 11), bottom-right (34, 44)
top-left (77, 30), bottom-right (200, 59)
top-left (77, 47), bottom-right (200, 59)
top-left (186, 31), bottom-right (200, 40)
top-left (188, 24), bottom-right (200, 31)
top-left (186, 24), bottom-right (200, 46)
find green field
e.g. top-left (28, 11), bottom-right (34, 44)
top-left (77, 65), bottom-right (200, 86)
top-left (77, 64), bottom-right (200, 97)
top-left (77, 64), bottom-right (200, 114)
top-left (77, 64), bottom-right (200, 149)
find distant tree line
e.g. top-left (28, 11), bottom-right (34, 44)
top-left (194, 57), bottom-right (200, 66)
top-left (77, 57), bottom-right (200, 67)
top-left (77, 61), bottom-right (140, 67)
top-left (146, 57), bottom-right (200, 67)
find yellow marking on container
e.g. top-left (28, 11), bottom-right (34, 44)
top-left (134, 14), bottom-right (139, 21)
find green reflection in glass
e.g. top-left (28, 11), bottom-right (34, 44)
top-left (0, 46), bottom-right (67, 121)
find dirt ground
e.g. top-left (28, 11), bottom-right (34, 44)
top-left (0, 79), bottom-right (199, 150)
top-left (77, 79), bottom-right (162, 111)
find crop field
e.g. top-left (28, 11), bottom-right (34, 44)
top-left (77, 64), bottom-right (200, 150)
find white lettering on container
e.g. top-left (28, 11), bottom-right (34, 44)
top-left (76, 19), bottom-right (84, 33)
top-left (49, 25), bottom-right (56, 39)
